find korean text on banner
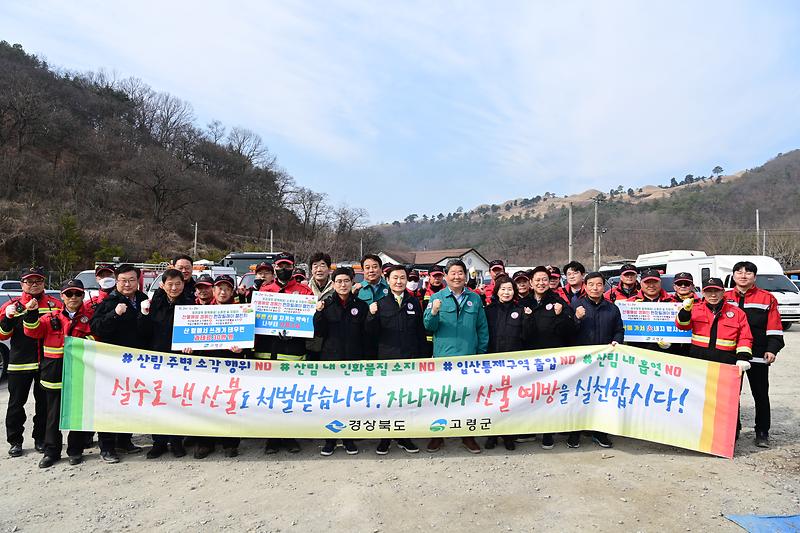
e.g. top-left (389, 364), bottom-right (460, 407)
top-left (616, 301), bottom-right (691, 344)
top-left (62, 338), bottom-right (741, 458)
top-left (252, 291), bottom-right (316, 338)
top-left (171, 304), bottom-right (255, 350)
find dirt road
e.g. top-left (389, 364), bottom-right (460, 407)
top-left (1, 332), bottom-right (798, 532)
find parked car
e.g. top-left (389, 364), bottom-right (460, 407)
top-left (0, 280), bottom-right (22, 291)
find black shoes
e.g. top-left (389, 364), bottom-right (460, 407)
top-left (503, 437), bottom-right (516, 451)
top-left (567, 432), bottom-right (581, 448)
top-left (8, 444), bottom-right (23, 457)
top-left (68, 455), bottom-right (83, 465)
top-left (397, 439), bottom-right (419, 454)
top-left (264, 439), bottom-right (280, 455)
top-left (342, 439), bottom-right (358, 455)
top-left (34, 441), bottom-right (45, 453)
top-left (100, 451), bottom-right (120, 463)
top-left (320, 440), bottom-right (336, 456)
top-left (484, 436), bottom-right (497, 450)
top-left (755, 432), bottom-right (770, 448)
top-left (592, 433), bottom-right (613, 448)
top-left (194, 445), bottom-right (214, 459)
top-left (223, 447), bottom-right (239, 458)
top-left (541, 434), bottom-right (555, 450)
top-left (285, 439), bottom-right (301, 454)
top-left (38, 455), bottom-right (58, 468)
top-left (146, 444), bottom-right (167, 459)
top-left (171, 442), bottom-right (187, 458)
top-left (118, 442), bottom-right (143, 454)
top-left (376, 439), bottom-right (391, 455)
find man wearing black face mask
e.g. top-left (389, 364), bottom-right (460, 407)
top-left (254, 252), bottom-right (313, 455)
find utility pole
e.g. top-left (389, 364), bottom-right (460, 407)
top-left (360, 237), bottom-right (363, 259)
top-left (592, 198), bottom-right (600, 271)
top-left (763, 229), bottom-right (767, 256)
top-left (568, 203), bottom-right (573, 262)
top-left (192, 222), bottom-right (198, 258)
top-left (755, 209), bottom-right (760, 254)
top-left (270, 229), bottom-right (274, 253)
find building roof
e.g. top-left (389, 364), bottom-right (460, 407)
top-left (381, 248), bottom-right (488, 267)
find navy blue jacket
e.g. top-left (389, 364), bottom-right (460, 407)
top-left (571, 296), bottom-right (624, 346)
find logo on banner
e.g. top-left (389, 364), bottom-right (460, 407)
top-left (429, 419), bottom-right (448, 432)
top-left (325, 420), bottom-right (346, 433)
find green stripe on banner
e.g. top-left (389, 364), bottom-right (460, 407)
top-left (61, 337), bottom-right (86, 430)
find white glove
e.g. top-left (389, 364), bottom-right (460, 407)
top-left (682, 298), bottom-right (694, 311)
top-left (657, 340), bottom-right (671, 349)
top-left (5, 306), bottom-right (17, 319)
top-left (140, 300), bottom-right (151, 316)
top-left (735, 360), bottom-right (751, 373)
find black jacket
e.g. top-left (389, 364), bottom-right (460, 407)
top-left (571, 296), bottom-right (625, 346)
top-left (521, 290), bottom-right (576, 349)
top-left (484, 300), bottom-right (533, 354)
top-left (313, 293), bottom-right (369, 361)
top-left (138, 290), bottom-right (194, 353)
top-left (365, 291), bottom-right (427, 359)
top-left (90, 290), bottom-right (150, 349)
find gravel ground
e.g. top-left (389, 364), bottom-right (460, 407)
top-left (1, 331), bottom-right (798, 532)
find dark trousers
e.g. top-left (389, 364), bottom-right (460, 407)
top-left (5, 371), bottom-right (46, 446)
top-left (97, 432), bottom-right (134, 453)
top-left (42, 384), bottom-right (86, 458)
top-left (741, 362), bottom-right (771, 433)
top-left (152, 434), bottom-right (183, 447)
top-left (196, 436), bottom-right (240, 450)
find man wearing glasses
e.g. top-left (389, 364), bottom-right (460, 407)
top-left (90, 264), bottom-right (149, 463)
top-left (0, 267), bottom-right (62, 458)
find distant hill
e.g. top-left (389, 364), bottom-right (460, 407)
top-left (378, 151), bottom-right (800, 269)
top-left (0, 41), bottom-right (376, 279)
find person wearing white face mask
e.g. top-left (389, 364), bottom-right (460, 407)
top-left (407, 270), bottom-right (424, 306)
top-left (86, 265), bottom-right (116, 310)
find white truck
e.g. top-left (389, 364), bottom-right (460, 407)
top-left (665, 255), bottom-right (800, 330)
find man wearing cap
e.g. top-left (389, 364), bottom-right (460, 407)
top-left (239, 262), bottom-right (274, 303)
top-left (293, 268), bottom-right (308, 284)
top-left (570, 272), bottom-right (624, 449)
top-left (407, 270), bottom-right (425, 306)
top-left (22, 279), bottom-right (94, 467)
top-left (563, 261), bottom-right (587, 304)
top-left (483, 259), bottom-right (506, 305)
top-left (546, 265), bottom-right (570, 304)
top-left (725, 261), bottom-right (784, 447)
top-left (90, 264), bottom-right (149, 462)
top-left (675, 277), bottom-right (753, 366)
top-left (86, 265), bottom-right (116, 310)
top-left (0, 267), bottom-right (62, 458)
top-left (667, 273), bottom-right (700, 357)
top-left (257, 252), bottom-right (311, 454)
top-left (604, 264), bottom-right (640, 303)
top-left (423, 259), bottom-right (489, 454)
top-left (422, 265), bottom-right (447, 356)
top-left (194, 274), bottom-right (215, 305)
top-left (625, 269), bottom-right (676, 353)
top-left (306, 252), bottom-right (334, 361)
top-left (513, 271), bottom-right (531, 300)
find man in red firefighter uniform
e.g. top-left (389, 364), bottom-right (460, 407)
top-left (483, 259), bottom-right (505, 305)
top-left (546, 265), bottom-right (570, 303)
top-left (23, 279), bottom-right (94, 467)
top-left (0, 267), bottom-right (62, 458)
top-left (725, 261), bottom-right (785, 447)
top-left (422, 265), bottom-right (447, 355)
top-left (626, 269), bottom-right (676, 353)
top-left (605, 264), bottom-right (640, 303)
top-left (668, 272), bottom-right (701, 358)
top-left (256, 252), bottom-right (312, 454)
top-left (675, 277), bottom-right (753, 366)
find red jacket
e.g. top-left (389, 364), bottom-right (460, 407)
top-left (0, 293), bottom-right (63, 371)
top-left (23, 306), bottom-right (95, 359)
top-left (627, 289), bottom-right (676, 303)
top-left (676, 300), bottom-right (753, 364)
top-left (552, 286), bottom-right (570, 304)
top-left (604, 282), bottom-right (640, 303)
top-left (483, 280), bottom-right (495, 305)
top-left (259, 279), bottom-right (313, 296)
top-left (725, 286), bottom-right (784, 361)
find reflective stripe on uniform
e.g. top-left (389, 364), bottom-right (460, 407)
top-left (736, 346), bottom-right (753, 355)
top-left (43, 345), bottom-right (64, 354)
top-left (426, 335), bottom-right (433, 342)
top-left (7, 363), bottom-right (39, 372)
top-left (766, 329), bottom-right (784, 336)
top-left (691, 334), bottom-right (710, 343)
top-left (40, 379), bottom-right (62, 390)
top-left (276, 353), bottom-right (306, 362)
top-left (23, 319), bottom-right (41, 329)
top-left (252, 352), bottom-right (272, 360)
top-left (676, 318), bottom-right (691, 326)
top-left (0, 325), bottom-right (11, 336)
top-left (715, 338), bottom-right (737, 348)
top-left (742, 303), bottom-right (770, 310)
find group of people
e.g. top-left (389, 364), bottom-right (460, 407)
top-left (0, 252), bottom-right (784, 467)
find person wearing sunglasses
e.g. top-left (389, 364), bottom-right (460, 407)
top-left (0, 267), bottom-right (62, 459)
top-left (22, 279), bottom-right (94, 467)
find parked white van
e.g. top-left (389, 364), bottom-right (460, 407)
top-left (665, 255), bottom-right (800, 329)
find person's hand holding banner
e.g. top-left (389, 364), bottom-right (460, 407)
top-left (736, 360), bottom-right (751, 375)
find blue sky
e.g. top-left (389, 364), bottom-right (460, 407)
top-left (2, 1), bottom-right (800, 223)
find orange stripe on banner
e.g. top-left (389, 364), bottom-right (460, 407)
top-left (710, 364), bottom-right (740, 458)
top-left (699, 363), bottom-right (719, 453)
